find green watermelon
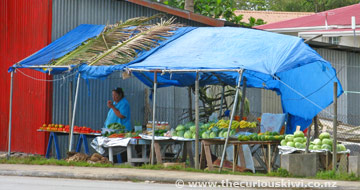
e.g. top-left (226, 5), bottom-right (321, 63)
top-left (294, 131), bottom-right (304, 138)
top-left (176, 125), bottom-right (185, 131)
top-left (287, 142), bottom-right (295, 147)
top-left (319, 132), bottom-right (330, 140)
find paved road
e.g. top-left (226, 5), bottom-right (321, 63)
top-left (0, 176), bottom-right (183, 190)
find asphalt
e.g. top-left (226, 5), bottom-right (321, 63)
top-left (0, 164), bottom-right (359, 189)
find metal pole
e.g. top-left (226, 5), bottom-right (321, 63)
top-left (332, 82), bottom-right (338, 171)
top-left (69, 74), bottom-right (81, 151)
top-left (68, 81), bottom-right (73, 147)
top-left (218, 85), bottom-right (225, 119)
top-left (195, 72), bottom-right (200, 169)
top-left (69, 82), bottom-right (73, 126)
top-left (7, 71), bottom-right (14, 160)
top-left (239, 77), bottom-right (247, 120)
top-left (151, 72), bottom-right (157, 165)
top-left (219, 70), bottom-right (243, 172)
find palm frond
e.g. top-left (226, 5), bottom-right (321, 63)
top-left (52, 14), bottom-right (165, 66)
top-left (89, 17), bottom-right (180, 66)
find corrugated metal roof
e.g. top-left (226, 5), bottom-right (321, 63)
top-left (256, 4), bottom-right (360, 30)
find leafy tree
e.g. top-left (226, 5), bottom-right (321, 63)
top-left (154, 0), bottom-right (266, 26)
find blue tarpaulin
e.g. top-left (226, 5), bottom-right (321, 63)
top-left (127, 27), bottom-right (343, 133)
top-left (9, 25), bottom-right (343, 133)
top-left (9, 24), bottom-right (106, 74)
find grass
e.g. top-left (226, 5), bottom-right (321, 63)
top-left (1, 156), bottom-right (359, 181)
top-left (316, 170), bottom-right (359, 181)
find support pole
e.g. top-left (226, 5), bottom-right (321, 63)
top-left (69, 82), bottom-right (73, 127)
top-left (332, 82), bottom-right (338, 171)
top-left (239, 77), bottom-right (247, 120)
top-left (69, 74), bottom-right (81, 151)
top-left (195, 72), bottom-right (200, 169)
top-left (219, 70), bottom-right (243, 172)
top-left (68, 81), bottom-right (73, 147)
top-left (151, 72), bottom-right (158, 165)
top-left (188, 87), bottom-right (193, 121)
top-left (218, 85), bottom-right (225, 119)
top-left (305, 124), bottom-right (311, 154)
top-left (314, 115), bottom-right (319, 138)
top-left (7, 71), bottom-right (14, 160)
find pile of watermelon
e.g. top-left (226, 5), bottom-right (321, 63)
top-left (281, 131), bottom-right (347, 151)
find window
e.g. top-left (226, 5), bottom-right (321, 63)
top-left (329, 37), bottom-right (340, 45)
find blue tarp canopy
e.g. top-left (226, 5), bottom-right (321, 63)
top-left (9, 25), bottom-right (343, 133)
top-left (127, 27), bottom-right (343, 133)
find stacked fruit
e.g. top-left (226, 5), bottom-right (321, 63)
top-left (210, 119), bottom-right (257, 130)
top-left (172, 122), bottom-right (237, 139)
top-left (39, 124), bottom-right (66, 132)
top-left (281, 131), bottom-right (347, 152)
top-left (39, 124), bottom-right (100, 134)
top-left (238, 131), bottom-right (284, 141)
top-left (280, 131), bottom-right (307, 149)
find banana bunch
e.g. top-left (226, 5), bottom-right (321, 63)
top-left (209, 119), bottom-right (257, 130)
top-left (239, 121), bottom-right (257, 129)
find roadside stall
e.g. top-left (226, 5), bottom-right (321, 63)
top-left (7, 20), bottom-right (343, 173)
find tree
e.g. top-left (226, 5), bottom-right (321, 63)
top-left (154, 0), bottom-right (266, 27)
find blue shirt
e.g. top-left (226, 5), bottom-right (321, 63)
top-left (104, 98), bottom-right (131, 131)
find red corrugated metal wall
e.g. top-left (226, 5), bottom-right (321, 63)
top-left (0, 0), bottom-right (52, 155)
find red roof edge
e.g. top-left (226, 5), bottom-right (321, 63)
top-left (127, 0), bottom-right (225, 27)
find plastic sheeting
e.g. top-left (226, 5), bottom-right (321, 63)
top-left (8, 25), bottom-right (343, 133)
top-left (128, 28), bottom-right (343, 133)
top-left (9, 24), bottom-right (106, 74)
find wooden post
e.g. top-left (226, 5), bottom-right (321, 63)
top-left (305, 124), bottom-right (311, 153)
top-left (314, 115), bottom-right (319, 138)
top-left (239, 77), bottom-right (247, 120)
top-left (218, 85), bottom-right (225, 119)
top-left (144, 88), bottom-right (150, 124)
top-left (151, 72), bottom-right (158, 165)
top-left (332, 82), bottom-right (338, 171)
top-left (195, 72), bottom-right (200, 169)
top-left (188, 87), bottom-right (193, 121)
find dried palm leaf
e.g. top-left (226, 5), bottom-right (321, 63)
top-left (89, 17), bottom-right (181, 66)
top-left (52, 14), bottom-right (165, 66)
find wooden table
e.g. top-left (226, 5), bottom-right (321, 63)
top-left (152, 140), bottom-right (194, 167)
top-left (107, 138), bottom-right (194, 167)
top-left (200, 139), bottom-right (280, 173)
